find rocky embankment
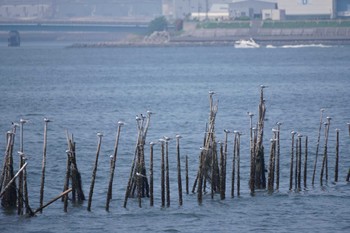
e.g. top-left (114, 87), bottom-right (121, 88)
top-left (68, 25), bottom-right (350, 48)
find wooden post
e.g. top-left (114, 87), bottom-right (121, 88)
top-left (297, 134), bottom-right (303, 191)
top-left (1, 130), bottom-right (17, 208)
top-left (185, 155), bottom-right (189, 195)
top-left (106, 121), bottom-right (124, 211)
top-left (211, 145), bottom-right (215, 199)
top-left (248, 113), bottom-right (255, 194)
top-left (290, 131), bottom-right (296, 191)
top-left (149, 142), bottom-right (155, 207)
top-left (294, 135), bottom-right (299, 191)
top-left (176, 135), bottom-right (183, 206)
top-left (267, 138), bottom-right (275, 192)
top-left (325, 117), bottom-right (331, 181)
top-left (320, 118), bottom-right (331, 186)
top-left (197, 149), bottom-right (205, 204)
top-left (255, 85), bottom-right (267, 190)
top-left (304, 136), bottom-right (308, 188)
top-left (160, 139), bottom-right (165, 207)
top-left (0, 162), bottom-right (27, 198)
top-left (34, 188), bottom-right (72, 215)
top-left (64, 150), bottom-right (72, 212)
top-left (334, 129), bottom-right (339, 182)
top-left (219, 142), bottom-right (225, 200)
top-left (276, 122), bottom-right (282, 190)
top-left (87, 133), bottom-right (103, 211)
top-left (312, 109), bottom-right (324, 185)
top-left (165, 137), bottom-right (171, 207)
top-left (18, 118), bottom-right (28, 215)
top-left (17, 152), bottom-right (24, 215)
top-left (231, 132), bottom-right (237, 198)
top-left (223, 129), bottom-right (230, 198)
top-left (237, 132), bottom-right (241, 196)
top-left (39, 118), bottom-right (50, 213)
top-left (23, 157), bottom-right (30, 215)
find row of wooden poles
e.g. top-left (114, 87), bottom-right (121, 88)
top-left (1, 87), bottom-right (350, 216)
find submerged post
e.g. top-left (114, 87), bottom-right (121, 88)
top-left (176, 135), bottom-right (183, 206)
top-left (87, 132), bottom-right (103, 211)
top-left (248, 113), bottom-right (255, 194)
top-left (275, 122), bottom-right (282, 190)
top-left (312, 109), bottom-right (324, 186)
top-left (297, 134), bottom-right (303, 191)
top-left (149, 142), bottom-right (156, 207)
top-left (334, 129), bottom-right (339, 182)
top-left (160, 139), bottom-right (165, 207)
top-left (289, 131), bottom-right (296, 191)
top-left (236, 132), bottom-right (242, 197)
top-left (304, 136), bottom-right (308, 189)
top-left (39, 118), bottom-right (51, 213)
top-left (106, 121), bottom-right (124, 211)
top-left (320, 117), bottom-right (331, 186)
top-left (186, 155), bottom-right (189, 195)
top-left (164, 136), bottom-right (171, 207)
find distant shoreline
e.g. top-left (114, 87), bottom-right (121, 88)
top-left (67, 36), bottom-right (350, 48)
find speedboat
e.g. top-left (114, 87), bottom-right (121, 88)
top-left (234, 38), bottom-right (260, 48)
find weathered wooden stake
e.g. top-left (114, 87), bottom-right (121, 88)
top-left (268, 138), bottom-right (276, 192)
top-left (231, 132), bottom-right (237, 198)
top-left (17, 151), bottom-right (24, 215)
top-left (160, 139), bottom-right (165, 207)
top-left (185, 155), bottom-right (189, 195)
top-left (165, 137), bottom-right (171, 207)
top-left (290, 131), bottom-right (296, 191)
top-left (34, 188), bottom-right (72, 215)
top-left (39, 118), bottom-right (50, 213)
top-left (1, 130), bottom-right (17, 208)
top-left (247, 113), bottom-right (255, 194)
top-left (211, 145), bottom-right (215, 199)
top-left (297, 134), bottom-right (303, 191)
top-left (0, 162), bottom-right (27, 198)
top-left (18, 118), bottom-right (28, 215)
top-left (106, 121), bottom-right (124, 211)
top-left (64, 150), bottom-right (72, 212)
top-left (87, 133), bottom-right (103, 211)
top-left (223, 129), bottom-right (230, 198)
top-left (23, 156), bottom-right (30, 215)
top-left (304, 136), bottom-right (308, 188)
top-left (276, 122), bottom-right (282, 190)
top-left (176, 135), bottom-right (183, 206)
top-left (219, 142), bottom-right (224, 200)
top-left (320, 117), bottom-right (331, 186)
top-left (312, 109), bottom-right (324, 185)
top-left (255, 85), bottom-right (267, 190)
top-left (149, 142), bottom-right (156, 207)
top-left (197, 149), bottom-right (205, 204)
top-left (325, 117), bottom-right (331, 181)
top-left (294, 134), bottom-right (301, 191)
top-left (236, 132), bottom-right (241, 196)
top-left (334, 129), bottom-right (339, 182)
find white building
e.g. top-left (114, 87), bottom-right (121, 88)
top-left (231, 0), bottom-right (335, 19)
top-left (163, 0), bottom-right (343, 20)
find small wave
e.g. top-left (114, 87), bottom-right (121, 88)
top-left (281, 44), bottom-right (332, 48)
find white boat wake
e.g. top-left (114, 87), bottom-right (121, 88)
top-left (280, 44), bottom-right (332, 48)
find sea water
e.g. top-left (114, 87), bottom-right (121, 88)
top-left (0, 43), bottom-right (350, 232)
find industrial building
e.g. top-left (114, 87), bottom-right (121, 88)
top-left (162, 0), bottom-right (350, 20)
top-left (0, 0), bottom-right (349, 21)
